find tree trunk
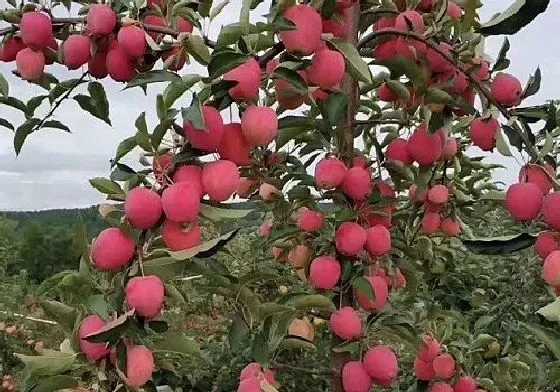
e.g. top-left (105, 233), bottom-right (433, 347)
top-left (331, 3), bottom-right (360, 391)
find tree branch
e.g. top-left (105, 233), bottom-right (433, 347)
top-left (354, 119), bottom-right (412, 126)
top-left (258, 42), bottom-right (285, 68)
top-left (1, 17), bottom-right (216, 47)
top-left (356, 28), bottom-right (540, 161)
top-left (271, 362), bottom-right (334, 376)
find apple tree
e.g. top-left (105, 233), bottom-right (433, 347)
top-left (1, 0), bottom-right (560, 390)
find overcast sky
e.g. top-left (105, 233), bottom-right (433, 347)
top-left (0, 1), bottom-right (558, 211)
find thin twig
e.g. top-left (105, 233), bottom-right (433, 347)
top-left (354, 119), bottom-right (412, 126)
top-left (258, 42), bottom-right (285, 68)
top-left (271, 362), bottom-right (334, 376)
top-left (35, 71), bottom-right (89, 130)
top-left (356, 28), bottom-right (540, 161)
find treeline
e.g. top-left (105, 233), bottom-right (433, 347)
top-left (0, 207), bottom-right (107, 282)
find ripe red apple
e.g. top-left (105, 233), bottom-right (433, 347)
top-left (218, 123), bottom-right (251, 165)
top-left (386, 138), bottom-right (413, 165)
top-left (241, 106), bottom-right (278, 147)
top-left (441, 218), bottom-right (461, 237)
top-left (363, 345), bottom-right (399, 384)
top-left (491, 73), bottom-right (522, 107)
top-left (426, 42), bottom-right (452, 73)
top-left (176, 16), bottom-right (193, 33)
top-left (422, 211), bottom-right (441, 234)
top-left (16, 48), bottom-right (45, 81)
top-left (202, 160), bottom-right (240, 202)
top-left (224, 58), bottom-right (261, 101)
top-left (469, 117), bottom-right (499, 152)
top-left (544, 250), bottom-right (560, 286)
top-left (365, 225), bottom-right (391, 257)
top-left (330, 306), bottom-right (361, 340)
top-left (161, 182), bottom-right (201, 222)
top-left (342, 361), bottom-right (372, 392)
top-left (447, 2), bottom-right (463, 19)
top-left (428, 185), bottom-right (449, 204)
top-left (124, 187), bottom-right (162, 229)
top-left (433, 353), bottom-right (455, 379)
top-left (279, 4), bottom-right (322, 55)
top-left (544, 192), bottom-right (560, 230)
top-left (162, 45), bottom-right (187, 71)
top-left (407, 124), bottom-right (443, 165)
top-left (126, 345), bottom-right (154, 388)
top-left (414, 357), bottom-right (436, 381)
top-left (356, 275), bottom-right (389, 312)
top-left (118, 25), bottom-right (147, 59)
top-left (442, 138), bottom-right (458, 160)
top-left (307, 49), bottom-right (345, 89)
top-left (259, 183), bottom-right (279, 201)
top-left (341, 166), bottom-right (372, 201)
top-left (374, 16), bottom-right (396, 30)
top-left (173, 164), bottom-right (203, 196)
top-left (309, 256), bottom-right (341, 290)
top-left (431, 383), bottom-right (453, 392)
top-left (335, 222), bottom-right (367, 256)
top-left (378, 83), bottom-right (399, 102)
top-left (395, 10), bottom-right (425, 33)
top-left (20, 12), bottom-right (52, 49)
top-left (419, 334), bottom-right (440, 361)
top-left (315, 156), bottom-right (347, 189)
top-left (183, 105), bottom-right (224, 152)
top-left (89, 51), bottom-right (108, 79)
top-left (505, 182), bottom-right (543, 221)
top-left (91, 228), bottom-right (135, 271)
top-left (297, 208), bottom-right (324, 232)
top-left (87, 4), bottom-right (117, 36)
top-left (162, 220), bottom-right (201, 251)
top-left (409, 184), bottom-right (427, 203)
top-left (143, 15), bottom-right (166, 41)
top-left (535, 231), bottom-right (559, 260)
top-left (78, 315), bottom-right (110, 361)
top-left (0, 37), bottom-right (26, 62)
top-left (454, 376), bottom-right (476, 392)
top-left (63, 34), bottom-right (91, 70)
top-left (106, 46), bottom-right (136, 82)
top-left (519, 164), bottom-right (555, 195)
top-left (322, 17), bottom-right (347, 38)
top-left (125, 275), bottom-right (165, 318)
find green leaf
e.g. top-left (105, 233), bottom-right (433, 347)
top-left (353, 276), bottom-right (375, 301)
top-left (385, 80), bottom-right (410, 100)
top-left (142, 257), bottom-right (186, 280)
top-left (135, 112), bottom-right (152, 152)
top-left (0, 73), bottom-right (8, 97)
top-left (26, 95), bottom-right (48, 116)
top-left (167, 229), bottom-right (239, 260)
top-left (287, 294), bottom-right (336, 312)
top-left (229, 314), bottom-right (250, 353)
top-left (327, 38), bottom-right (372, 83)
top-left (462, 0), bottom-right (477, 31)
top-left (182, 94), bottom-right (205, 129)
top-left (89, 177), bottom-right (124, 195)
top-left (272, 67), bottom-right (307, 93)
top-left (0, 118), bottom-right (14, 131)
top-left (164, 283), bottom-right (186, 303)
top-left (477, 0), bottom-right (550, 36)
top-left (521, 322), bottom-right (560, 360)
top-left (425, 87), bottom-right (453, 104)
top-left (480, 190), bottom-right (506, 201)
top-left (462, 233), bottom-right (536, 255)
top-left (35, 271), bottom-right (74, 296)
top-left (319, 92), bottom-right (348, 127)
top-left (88, 81), bottom-right (111, 125)
top-left (185, 34), bottom-right (212, 65)
top-left (152, 332), bottom-right (201, 356)
top-left (521, 67), bottom-right (541, 100)
top-left (210, 0), bottom-right (229, 20)
top-left (201, 203), bottom-right (253, 220)
top-left (14, 350), bottom-right (76, 377)
top-left (208, 51), bottom-right (248, 78)
top-left (216, 23), bottom-right (244, 48)
top-left (0, 96), bottom-right (27, 113)
top-left (276, 116), bottom-right (316, 148)
top-left (41, 120), bottom-right (70, 132)
top-left (14, 118), bottom-right (41, 155)
top-left (113, 136), bottom-right (137, 164)
top-left (125, 70), bottom-right (182, 90)
top-left (85, 311), bottom-right (135, 345)
top-left (537, 299), bottom-right (560, 324)
top-left (41, 301), bottom-right (77, 332)
top-left (86, 295), bottom-right (112, 320)
top-left (539, 131), bottom-right (554, 159)
top-left (163, 74), bottom-right (201, 109)
top-left (493, 38), bottom-right (511, 71)
top-left (379, 56), bottom-right (425, 88)
top-left (495, 130), bottom-right (513, 157)
top-left (30, 375), bottom-right (79, 392)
